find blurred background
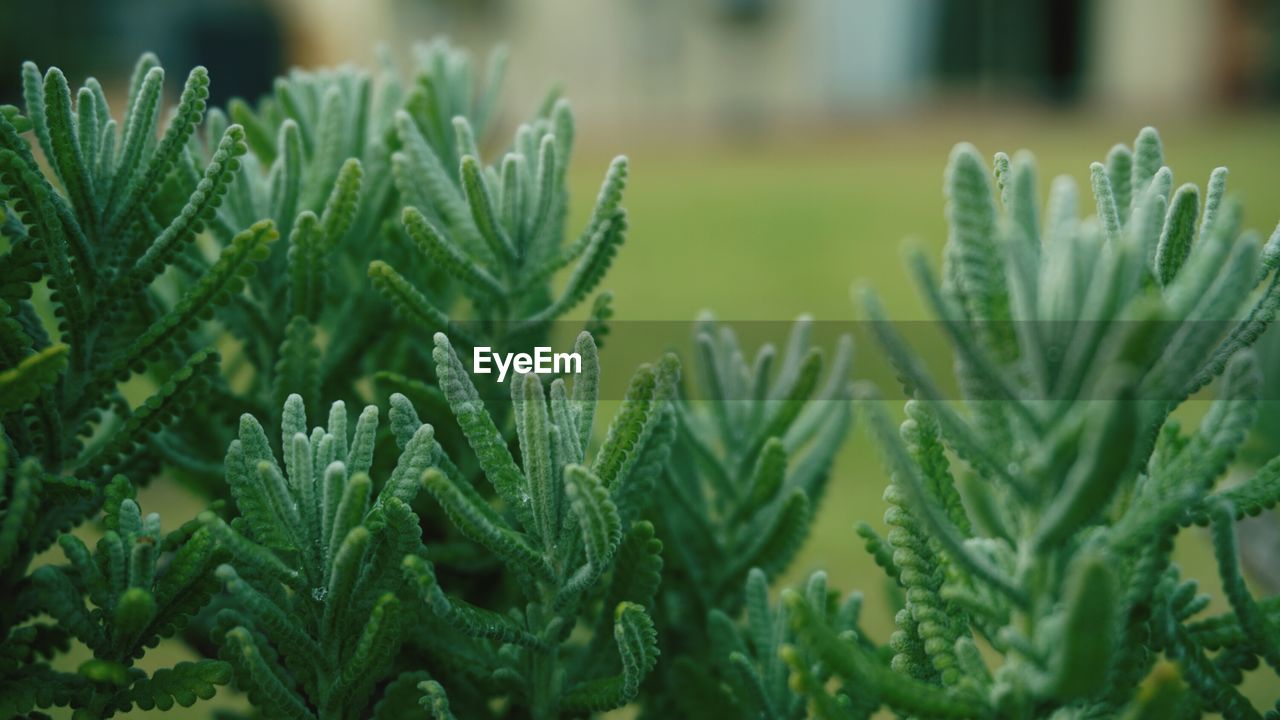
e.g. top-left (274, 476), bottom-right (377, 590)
top-left (6, 0), bottom-right (1280, 713)
top-left (7, 0), bottom-right (1280, 126)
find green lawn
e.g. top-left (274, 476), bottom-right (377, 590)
top-left (99, 113), bottom-right (1280, 716)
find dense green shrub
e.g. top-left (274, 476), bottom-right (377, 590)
top-left (397, 332), bottom-right (674, 718)
top-left (0, 54), bottom-right (276, 482)
top-left (0, 463), bottom-right (230, 717)
top-left (204, 394), bottom-right (434, 719)
top-left (0, 54), bottom-right (269, 718)
top-left (2, 35), bottom-right (1280, 720)
top-left (151, 40), bottom-right (625, 497)
top-left (646, 315), bottom-right (853, 716)
top-left (781, 129), bottom-right (1280, 718)
top-left (0, 41), bottom-right (641, 719)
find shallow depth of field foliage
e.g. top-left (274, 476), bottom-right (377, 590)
top-left (2, 35), bottom-right (1280, 720)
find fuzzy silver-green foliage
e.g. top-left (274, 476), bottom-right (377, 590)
top-left (158, 42), bottom-right (475, 489)
top-left (368, 45), bottom-right (622, 355)
top-left (645, 314), bottom-right (853, 715)
top-left (0, 54), bottom-right (278, 482)
top-left (0, 471), bottom-right (230, 718)
top-left (205, 393), bottom-right (434, 720)
top-left (677, 567), bottom-right (875, 719)
top-left (0, 42), bottom-right (651, 720)
top-left (0, 56), bottom-right (279, 712)
top-left (10, 40), bottom-right (1280, 720)
top-left (405, 332), bottom-right (672, 719)
top-left (780, 128), bottom-right (1280, 719)
top-left (147, 39), bottom-right (626, 501)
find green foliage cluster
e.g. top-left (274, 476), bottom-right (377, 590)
top-left (2, 35), bottom-right (1280, 720)
top-left (0, 39), bottom-right (639, 717)
top-left (205, 394), bottom-right (432, 719)
top-left (1, 457), bottom-right (231, 718)
top-left (0, 55), bottom-right (270, 718)
top-left (150, 39), bottom-right (623, 496)
top-left (778, 129), bottom-right (1280, 718)
top-left (682, 567), bottom-right (875, 719)
top-left (646, 315), bottom-right (853, 716)
top-left (401, 332), bottom-right (673, 718)
top-left (0, 53), bottom-right (277, 481)
top-left (370, 51), bottom-right (625, 352)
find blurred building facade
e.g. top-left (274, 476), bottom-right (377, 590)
top-left (2, 0), bottom-right (1277, 127)
top-left (287, 0), bottom-right (1279, 128)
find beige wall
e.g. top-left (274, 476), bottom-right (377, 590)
top-left (268, 0), bottom-right (927, 129)
top-left (275, 0), bottom-right (1233, 126)
top-left (1089, 0), bottom-right (1219, 109)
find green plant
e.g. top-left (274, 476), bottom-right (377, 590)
top-left (0, 57), bottom-right (289, 720)
top-left (782, 128), bottom-right (1280, 718)
top-left (7, 36), bottom-right (1280, 720)
top-left (0, 470), bottom-right (230, 718)
top-left (0, 54), bottom-right (277, 481)
top-left (0, 42), bottom-right (653, 719)
top-left (0, 55), bottom-right (276, 710)
top-left (156, 42), bottom-right (490, 492)
top-left (154, 39), bottom-right (627, 506)
top-left (646, 315), bottom-right (853, 714)
top-left (203, 394), bottom-right (434, 720)
top-left (368, 64), bottom-right (624, 360)
top-left (682, 567), bottom-right (872, 718)
top-left (402, 332), bottom-right (674, 718)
